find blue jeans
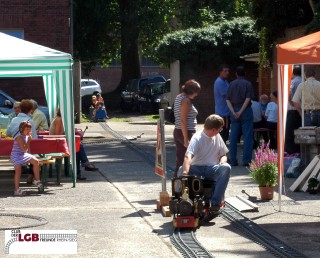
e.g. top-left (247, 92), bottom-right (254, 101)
top-left (189, 163), bottom-right (231, 206)
top-left (305, 110), bottom-right (320, 126)
top-left (76, 143), bottom-right (89, 175)
top-left (230, 107), bottom-right (253, 165)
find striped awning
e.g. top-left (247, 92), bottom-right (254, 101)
top-left (0, 33), bottom-right (77, 186)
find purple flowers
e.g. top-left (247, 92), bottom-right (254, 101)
top-left (249, 142), bottom-right (278, 187)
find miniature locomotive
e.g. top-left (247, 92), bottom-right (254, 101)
top-left (169, 175), bottom-right (217, 228)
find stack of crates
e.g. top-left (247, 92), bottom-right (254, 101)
top-left (294, 127), bottom-right (320, 166)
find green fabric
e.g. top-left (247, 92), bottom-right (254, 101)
top-left (0, 32), bottom-right (76, 186)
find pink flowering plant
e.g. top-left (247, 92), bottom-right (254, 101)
top-left (248, 142), bottom-right (278, 187)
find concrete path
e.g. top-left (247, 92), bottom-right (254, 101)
top-left (0, 120), bottom-right (319, 257)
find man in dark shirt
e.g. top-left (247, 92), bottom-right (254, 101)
top-left (226, 66), bottom-right (254, 166)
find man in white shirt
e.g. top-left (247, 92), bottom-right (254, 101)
top-left (285, 66), bottom-right (301, 154)
top-left (182, 114), bottom-right (231, 222)
top-left (292, 67), bottom-right (320, 126)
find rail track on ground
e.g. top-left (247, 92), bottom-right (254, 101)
top-left (99, 122), bottom-right (307, 258)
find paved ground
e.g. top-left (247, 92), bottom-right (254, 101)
top-left (0, 118), bottom-right (320, 257)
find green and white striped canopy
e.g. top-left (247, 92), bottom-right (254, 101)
top-left (0, 33), bottom-right (77, 186)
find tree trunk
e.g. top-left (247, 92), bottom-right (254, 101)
top-left (309, 0), bottom-right (316, 15)
top-left (118, 1), bottom-right (141, 90)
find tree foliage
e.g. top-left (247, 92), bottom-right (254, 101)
top-left (252, 0), bottom-right (314, 67)
top-left (73, 0), bottom-right (120, 75)
top-left (155, 17), bottom-right (258, 67)
top-left (73, 0), bottom-right (176, 83)
top-left (175, 0), bottom-right (252, 29)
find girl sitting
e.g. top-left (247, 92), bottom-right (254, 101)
top-left (11, 121), bottom-right (44, 196)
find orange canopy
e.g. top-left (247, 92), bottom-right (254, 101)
top-left (277, 31), bottom-right (320, 64)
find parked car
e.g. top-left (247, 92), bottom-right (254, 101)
top-left (0, 89), bottom-right (50, 123)
top-left (138, 79), bottom-right (171, 113)
top-left (81, 79), bottom-right (102, 97)
top-left (120, 75), bottom-right (166, 111)
top-left (0, 110), bottom-right (9, 129)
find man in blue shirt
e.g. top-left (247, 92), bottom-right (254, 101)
top-left (226, 66), bottom-right (254, 166)
top-left (214, 64), bottom-right (230, 143)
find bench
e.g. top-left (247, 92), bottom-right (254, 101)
top-left (46, 153), bottom-right (69, 185)
top-left (0, 156), bottom-right (56, 186)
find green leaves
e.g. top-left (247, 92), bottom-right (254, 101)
top-left (250, 163), bottom-right (278, 187)
top-left (155, 17), bottom-right (258, 66)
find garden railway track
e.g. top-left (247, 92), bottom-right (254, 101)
top-left (97, 122), bottom-right (307, 258)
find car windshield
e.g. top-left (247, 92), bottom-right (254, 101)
top-left (81, 81), bottom-right (97, 87)
top-left (151, 84), bottom-right (164, 95)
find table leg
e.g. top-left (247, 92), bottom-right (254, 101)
top-left (64, 156), bottom-right (70, 177)
top-left (55, 158), bottom-right (62, 185)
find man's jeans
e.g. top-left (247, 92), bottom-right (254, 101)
top-left (230, 107), bottom-right (254, 165)
top-left (76, 143), bottom-right (89, 175)
top-left (189, 163), bottom-right (231, 206)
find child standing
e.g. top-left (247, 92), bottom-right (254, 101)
top-left (265, 90), bottom-right (278, 149)
top-left (11, 121), bottom-right (43, 196)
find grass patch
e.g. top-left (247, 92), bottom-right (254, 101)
top-left (143, 114), bottom-right (159, 122)
top-left (81, 113), bottom-right (90, 122)
top-left (109, 117), bottom-right (133, 122)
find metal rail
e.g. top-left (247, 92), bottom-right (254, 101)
top-left (171, 228), bottom-right (214, 258)
top-left (221, 204), bottom-right (307, 258)
top-left (100, 122), bottom-right (307, 258)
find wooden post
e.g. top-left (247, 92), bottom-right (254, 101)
top-left (73, 61), bottom-right (81, 123)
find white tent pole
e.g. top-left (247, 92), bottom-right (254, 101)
top-left (301, 65), bottom-right (305, 127)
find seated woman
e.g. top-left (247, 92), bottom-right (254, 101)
top-left (93, 102), bottom-right (109, 122)
top-left (89, 95), bottom-right (98, 121)
top-left (49, 108), bottom-right (98, 180)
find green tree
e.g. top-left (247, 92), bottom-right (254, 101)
top-left (155, 17), bottom-right (258, 68)
top-left (175, 0), bottom-right (252, 29)
top-left (252, 0), bottom-right (314, 67)
top-left (73, 0), bottom-right (120, 75)
top-left (73, 0), bottom-right (175, 89)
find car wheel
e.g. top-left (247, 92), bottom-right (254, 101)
top-left (139, 103), bottom-right (145, 114)
top-left (120, 100), bottom-right (127, 112)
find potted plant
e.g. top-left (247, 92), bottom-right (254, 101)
top-left (307, 177), bottom-right (319, 194)
top-left (248, 142), bottom-right (278, 200)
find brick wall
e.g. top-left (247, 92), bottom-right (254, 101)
top-left (0, 0), bottom-right (71, 105)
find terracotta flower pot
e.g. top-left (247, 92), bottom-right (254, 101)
top-left (259, 186), bottom-right (274, 200)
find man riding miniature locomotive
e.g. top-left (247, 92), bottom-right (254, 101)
top-left (169, 114), bottom-right (231, 227)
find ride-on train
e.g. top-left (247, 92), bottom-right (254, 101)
top-left (169, 175), bottom-right (222, 228)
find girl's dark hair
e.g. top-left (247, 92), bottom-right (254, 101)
top-left (181, 79), bottom-right (201, 95)
top-left (19, 121), bottom-right (32, 133)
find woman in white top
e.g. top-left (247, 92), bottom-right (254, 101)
top-left (265, 90), bottom-right (278, 149)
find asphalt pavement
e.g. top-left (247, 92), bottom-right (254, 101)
top-left (0, 118), bottom-right (320, 257)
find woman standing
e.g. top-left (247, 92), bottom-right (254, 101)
top-left (173, 79), bottom-right (201, 177)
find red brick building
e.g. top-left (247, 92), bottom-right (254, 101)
top-left (0, 0), bottom-right (71, 105)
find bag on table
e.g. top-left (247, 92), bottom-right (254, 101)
top-left (74, 128), bottom-right (84, 140)
top-left (286, 157), bottom-right (303, 178)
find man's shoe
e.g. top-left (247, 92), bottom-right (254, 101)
top-left (201, 205), bottom-right (220, 223)
top-left (84, 164), bottom-right (99, 171)
top-left (77, 176), bottom-right (87, 180)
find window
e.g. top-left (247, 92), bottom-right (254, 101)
top-left (0, 29), bottom-right (24, 39)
